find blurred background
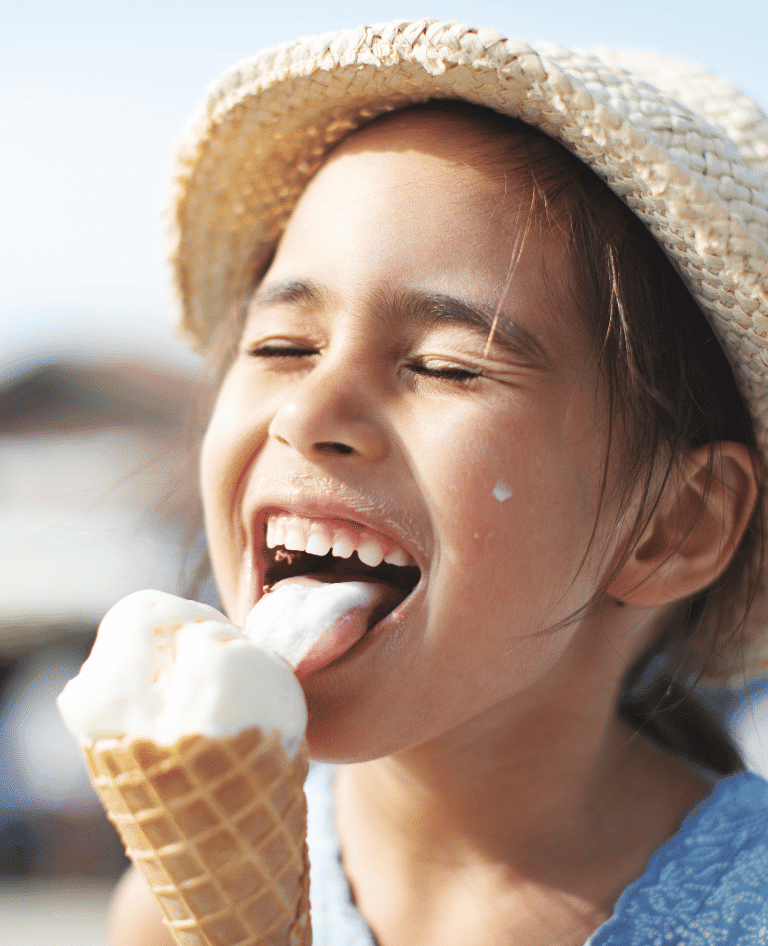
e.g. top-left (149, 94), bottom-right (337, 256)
top-left (2, 0), bottom-right (767, 941)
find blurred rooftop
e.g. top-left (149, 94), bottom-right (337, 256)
top-left (0, 351), bottom-right (201, 635)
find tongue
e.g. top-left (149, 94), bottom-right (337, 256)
top-left (244, 577), bottom-right (400, 678)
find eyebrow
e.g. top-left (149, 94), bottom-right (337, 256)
top-left (394, 289), bottom-right (551, 368)
top-left (250, 278), bottom-right (551, 368)
top-left (250, 279), bottom-right (330, 310)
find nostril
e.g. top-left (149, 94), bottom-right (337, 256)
top-left (315, 441), bottom-right (354, 456)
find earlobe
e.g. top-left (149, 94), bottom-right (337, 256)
top-left (607, 442), bottom-right (759, 608)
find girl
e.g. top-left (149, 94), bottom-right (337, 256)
top-left (112, 21), bottom-right (768, 946)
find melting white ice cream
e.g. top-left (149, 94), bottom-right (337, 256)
top-left (57, 590), bottom-right (308, 751)
top-left (244, 580), bottom-right (379, 674)
top-left (493, 480), bottom-right (513, 502)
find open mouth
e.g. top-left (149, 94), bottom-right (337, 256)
top-left (262, 513), bottom-right (421, 629)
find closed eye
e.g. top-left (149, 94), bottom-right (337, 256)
top-left (248, 342), bottom-right (318, 358)
top-left (407, 363), bottom-right (480, 383)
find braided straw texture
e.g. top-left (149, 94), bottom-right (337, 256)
top-left (84, 729), bottom-right (311, 946)
top-left (171, 20), bottom-right (768, 677)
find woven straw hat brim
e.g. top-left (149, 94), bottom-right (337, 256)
top-left (171, 20), bottom-right (768, 680)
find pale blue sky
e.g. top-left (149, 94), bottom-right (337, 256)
top-left (2, 0), bottom-right (766, 377)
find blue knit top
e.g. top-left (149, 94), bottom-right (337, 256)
top-left (305, 764), bottom-right (768, 945)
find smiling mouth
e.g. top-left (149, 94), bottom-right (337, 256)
top-left (262, 513), bottom-right (421, 628)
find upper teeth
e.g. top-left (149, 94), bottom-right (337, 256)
top-left (265, 514), bottom-right (412, 568)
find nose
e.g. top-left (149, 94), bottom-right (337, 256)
top-left (268, 364), bottom-right (388, 463)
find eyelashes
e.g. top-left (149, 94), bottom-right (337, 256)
top-left (247, 343), bottom-right (318, 358)
top-left (405, 362), bottom-right (480, 383)
top-left (246, 341), bottom-right (483, 387)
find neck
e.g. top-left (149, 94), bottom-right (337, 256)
top-left (338, 676), bottom-right (631, 870)
top-left (333, 620), bottom-right (712, 946)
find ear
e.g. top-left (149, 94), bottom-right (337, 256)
top-left (607, 442), bottom-right (759, 607)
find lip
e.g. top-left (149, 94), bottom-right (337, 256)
top-left (241, 479), bottom-right (429, 663)
top-left (246, 478), bottom-right (428, 566)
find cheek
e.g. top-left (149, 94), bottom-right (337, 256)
top-left (427, 405), bottom-right (606, 604)
top-left (200, 370), bottom-right (269, 507)
top-left (199, 396), bottom-right (237, 526)
top-left (198, 380), bottom-right (266, 614)
top-left (444, 423), bottom-right (513, 550)
top-left (198, 423), bottom-right (238, 609)
top-left (426, 409), bottom-right (554, 536)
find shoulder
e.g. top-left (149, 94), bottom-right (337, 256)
top-left (590, 771), bottom-right (768, 945)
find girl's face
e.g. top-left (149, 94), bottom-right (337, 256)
top-left (201, 112), bottom-right (627, 761)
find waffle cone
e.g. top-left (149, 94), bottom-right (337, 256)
top-left (83, 728), bottom-right (311, 946)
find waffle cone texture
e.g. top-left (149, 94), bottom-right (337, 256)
top-left (84, 728), bottom-right (311, 946)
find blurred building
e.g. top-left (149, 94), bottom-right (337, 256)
top-left (0, 352), bottom-right (203, 876)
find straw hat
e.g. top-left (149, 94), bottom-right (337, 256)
top-left (171, 20), bottom-right (768, 679)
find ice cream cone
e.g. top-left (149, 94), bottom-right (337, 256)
top-left (83, 726), bottom-right (311, 946)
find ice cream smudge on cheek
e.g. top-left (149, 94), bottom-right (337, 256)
top-left (493, 480), bottom-right (513, 502)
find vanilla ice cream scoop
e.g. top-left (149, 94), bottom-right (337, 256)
top-left (57, 589), bottom-right (307, 752)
